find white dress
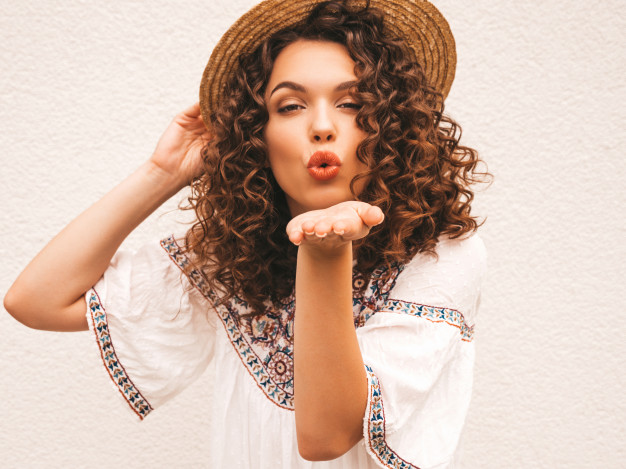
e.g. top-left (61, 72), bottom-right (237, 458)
top-left (86, 233), bottom-right (486, 469)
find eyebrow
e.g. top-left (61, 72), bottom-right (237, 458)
top-left (268, 80), bottom-right (358, 98)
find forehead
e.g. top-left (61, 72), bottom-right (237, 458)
top-left (267, 40), bottom-right (357, 88)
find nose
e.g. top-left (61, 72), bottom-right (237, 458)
top-left (310, 106), bottom-right (336, 143)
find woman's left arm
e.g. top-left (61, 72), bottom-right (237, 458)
top-left (287, 202), bottom-right (384, 461)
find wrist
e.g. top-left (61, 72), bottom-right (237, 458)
top-left (142, 160), bottom-right (188, 196)
top-left (298, 241), bottom-right (352, 263)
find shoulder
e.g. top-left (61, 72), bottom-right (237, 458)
top-left (105, 235), bottom-right (182, 284)
top-left (399, 232), bottom-right (487, 282)
top-left (102, 234), bottom-right (209, 309)
top-left (430, 232), bottom-right (487, 277)
top-left (390, 232), bottom-right (487, 320)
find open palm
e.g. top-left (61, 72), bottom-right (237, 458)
top-left (286, 201), bottom-right (385, 249)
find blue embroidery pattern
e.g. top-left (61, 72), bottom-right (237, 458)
top-left (88, 290), bottom-right (153, 419)
top-left (218, 297), bottom-right (295, 408)
top-left (160, 236), bottom-right (298, 408)
top-left (238, 296), bottom-right (296, 398)
top-left (160, 235), bottom-right (403, 410)
top-left (365, 365), bottom-right (420, 469)
top-left (381, 299), bottom-right (474, 341)
top-left (352, 264), bottom-right (405, 328)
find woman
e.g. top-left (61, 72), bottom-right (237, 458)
top-left (5, 1), bottom-right (488, 467)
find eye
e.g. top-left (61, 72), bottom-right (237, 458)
top-left (338, 102), bottom-right (362, 110)
top-left (277, 103), bottom-right (304, 113)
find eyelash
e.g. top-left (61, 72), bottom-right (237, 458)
top-left (277, 102), bottom-right (361, 113)
top-left (277, 104), bottom-right (302, 113)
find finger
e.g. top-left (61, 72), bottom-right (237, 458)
top-left (359, 204), bottom-right (385, 227)
top-left (287, 228), bottom-right (303, 246)
top-left (332, 220), bottom-right (347, 236)
top-left (313, 220), bottom-right (332, 237)
top-left (333, 216), bottom-right (361, 236)
top-left (182, 102), bottom-right (202, 117)
top-left (320, 217), bottom-right (352, 240)
top-left (301, 219), bottom-right (316, 236)
top-left (285, 219), bottom-right (300, 244)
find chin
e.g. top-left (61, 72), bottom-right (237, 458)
top-left (301, 193), bottom-right (354, 212)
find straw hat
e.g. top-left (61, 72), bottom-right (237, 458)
top-left (199, 0), bottom-right (456, 123)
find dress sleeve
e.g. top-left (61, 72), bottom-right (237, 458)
top-left (85, 236), bottom-right (216, 420)
top-left (357, 234), bottom-right (487, 469)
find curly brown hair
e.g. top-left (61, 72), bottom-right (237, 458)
top-left (182, 1), bottom-right (489, 315)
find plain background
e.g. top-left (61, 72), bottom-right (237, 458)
top-left (1, 0), bottom-right (624, 467)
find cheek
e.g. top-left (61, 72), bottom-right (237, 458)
top-left (265, 121), bottom-right (301, 168)
top-left (264, 129), bottom-right (288, 185)
top-left (265, 121), bottom-right (283, 155)
top-left (351, 129), bottom-right (370, 167)
top-left (350, 129), bottom-right (372, 194)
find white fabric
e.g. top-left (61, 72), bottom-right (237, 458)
top-left (86, 241), bottom-right (216, 411)
top-left (357, 235), bottom-right (485, 468)
top-left (86, 233), bottom-right (486, 468)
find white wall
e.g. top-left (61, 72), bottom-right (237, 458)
top-left (1, 1), bottom-right (624, 467)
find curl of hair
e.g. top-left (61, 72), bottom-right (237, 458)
top-left (182, 1), bottom-right (491, 315)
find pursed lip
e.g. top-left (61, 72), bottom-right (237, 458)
top-left (307, 151), bottom-right (341, 168)
top-left (306, 151), bottom-right (341, 181)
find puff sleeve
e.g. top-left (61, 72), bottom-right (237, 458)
top-left (357, 234), bottom-right (487, 469)
top-left (85, 236), bottom-right (216, 420)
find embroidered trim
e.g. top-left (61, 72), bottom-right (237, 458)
top-left (220, 302), bottom-right (294, 409)
top-left (382, 299), bottom-right (474, 342)
top-left (364, 365), bottom-right (420, 469)
top-left (87, 289), bottom-right (153, 420)
top-left (160, 235), bottom-right (295, 409)
top-left (160, 235), bottom-right (406, 410)
top-left (352, 264), bottom-right (405, 327)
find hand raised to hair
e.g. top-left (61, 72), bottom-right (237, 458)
top-left (149, 102), bottom-right (211, 190)
top-left (286, 201), bottom-right (384, 251)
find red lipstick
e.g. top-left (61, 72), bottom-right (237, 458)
top-left (307, 151), bottom-right (341, 181)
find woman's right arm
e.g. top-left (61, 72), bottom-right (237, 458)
top-left (3, 103), bottom-right (209, 332)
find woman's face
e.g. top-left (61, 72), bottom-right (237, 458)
top-left (263, 39), bottom-right (369, 217)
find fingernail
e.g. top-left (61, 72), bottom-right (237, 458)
top-left (334, 229), bottom-right (345, 235)
top-left (316, 232), bottom-right (327, 238)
